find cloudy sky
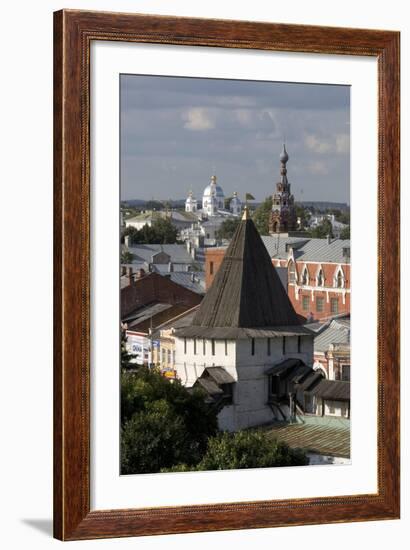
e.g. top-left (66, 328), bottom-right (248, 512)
top-left (120, 74), bottom-right (350, 204)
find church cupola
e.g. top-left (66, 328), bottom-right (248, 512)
top-left (230, 191), bottom-right (242, 216)
top-left (202, 174), bottom-right (225, 215)
top-left (185, 190), bottom-right (197, 212)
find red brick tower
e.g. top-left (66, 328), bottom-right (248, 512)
top-left (268, 144), bottom-right (297, 234)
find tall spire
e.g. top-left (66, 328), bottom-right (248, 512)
top-left (280, 143), bottom-right (289, 183)
top-left (191, 215), bottom-right (301, 328)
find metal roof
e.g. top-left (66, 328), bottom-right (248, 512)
top-left (167, 272), bottom-right (205, 294)
top-left (314, 318), bottom-right (350, 353)
top-left (261, 235), bottom-right (351, 264)
top-left (126, 244), bottom-right (195, 265)
top-left (192, 217), bottom-right (301, 330)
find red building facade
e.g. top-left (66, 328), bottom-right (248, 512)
top-left (205, 238), bottom-right (350, 322)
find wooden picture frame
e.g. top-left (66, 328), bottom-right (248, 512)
top-left (54, 9), bottom-right (400, 540)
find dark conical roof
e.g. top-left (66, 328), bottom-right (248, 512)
top-left (192, 213), bottom-right (301, 329)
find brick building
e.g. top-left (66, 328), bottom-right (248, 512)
top-left (121, 268), bottom-right (202, 318)
top-left (205, 235), bottom-right (350, 322)
top-left (121, 269), bottom-right (202, 365)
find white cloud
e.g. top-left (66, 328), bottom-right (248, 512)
top-left (336, 133), bottom-right (350, 154)
top-left (308, 161), bottom-right (329, 175)
top-left (183, 108), bottom-right (215, 131)
top-left (305, 134), bottom-right (332, 154)
top-left (305, 133), bottom-right (350, 155)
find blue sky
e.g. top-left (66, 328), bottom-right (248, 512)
top-left (120, 74), bottom-right (350, 204)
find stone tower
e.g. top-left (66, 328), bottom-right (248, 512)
top-left (268, 144), bottom-right (297, 234)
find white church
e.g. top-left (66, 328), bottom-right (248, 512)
top-left (185, 175), bottom-right (242, 218)
top-left (173, 208), bottom-right (319, 432)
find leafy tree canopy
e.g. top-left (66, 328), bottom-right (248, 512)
top-left (121, 368), bottom-right (218, 474)
top-left (252, 196), bottom-right (272, 235)
top-left (308, 219), bottom-right (334, 239)
top-left (215, 218), bottom-right (240, 241)
top-left (340, 225), bottom-right (350, 240)
top-left (123, 217), bottom-right (178, 244)
top-left (162, 430), bottom-right (308, 472)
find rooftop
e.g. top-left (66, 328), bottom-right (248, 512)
top-left (314, 318), bottom-right (350, 353)
top-left (191, 216), bottom-right (301, 330)
top-left (261, 235), bottom-right (351, 264)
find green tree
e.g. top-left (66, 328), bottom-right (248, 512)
top-left (197, 430), bottom-right (308, 470)
top-left (121, 330), bottom-right (136, 371)
top-left (121, 368), bottom-right (218, 474)
top-left (121, 250), bottom-right (135, 263)
top-left (145, 200), bottom-right (164, 211)
top-left (215, 218), bottom-right (240, 240)
top-left (295, 204), bottom-right (310, 230)
top-left (123, 217), bottom-right (178, 244)
top-left (308, 219), bottom-right (334, 239)
top-left (252, 196), bottom-right (272, 235)
top-left (162, 430), bottom-right (308, 472)
top-left (340, 225), bottom-right (350, 239)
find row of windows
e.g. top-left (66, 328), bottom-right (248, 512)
top-left (184, 337), bottom-right (226, 356)
top-left (183, 337), bottom-right (303, 356)
top-left (289, 263), bottom-right (346, 289)
top-left (301, 295), bottom-right (339, 314)
top-left (251, 336), bottom-right (302, 356)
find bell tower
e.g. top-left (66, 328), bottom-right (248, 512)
top-left (268, 144), bottom-right (297, 234)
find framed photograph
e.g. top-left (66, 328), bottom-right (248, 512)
top-left (54, 9), bottom-right (400, 540)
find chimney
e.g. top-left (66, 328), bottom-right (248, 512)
top-left (127, 266), bottom-right (134, 284)
top-left (168, 262), bottom-right (174, 273)
top-left (124, 235), bottom-right (130, 248)
top-left (191, 273), bottom-right (195, 283)
top-left (327, 234), bottom-right (332, 244)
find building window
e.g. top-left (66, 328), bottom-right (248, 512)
top-left (184, 338), bottom-right (187, 354)
top-left (172, 351), bottom-right (175, 365)
top-left (162, 349), bottom-right (165, 363)
top-left (224, 339), bottom-right (228, 356)
top-left (267, 338), bottom-right (271, 356)
top-left (316, 297), bottom-right (324, 312)
top-left (335, 267), bottom-right (345, 288)
top-left (203, 338), bottom-right (206, 355)
top-left (193, 338), bottom-right (197, 355)
top-left (317, 268), bottom-right (324, 287)
top-left (282, 337), bottom-right (286, 355)
top-left (221, 383), bottom-right (234, 405)
top-left (167, 350), bottom-right (171, 364)
top-left (211, 339), bottom-right (215, 356)
top-left (302, 295), bottom-right (310, 311)
top-left (297, 336), bottom-right (301, 353)
top-left (327, 402), bottom-right (335, 414)
top-left (210, 261), bottom-right (214, 275)
top-left (288, 260), bottom-right (296, 284)
top-left (341, 364), bottom-right (350, 381)
top-left (251, 338), bottom-right (255, 356)
top-left (330, 297), bottom-right (339, 314)
top-left (301, 266), bottom-right (309, 285)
